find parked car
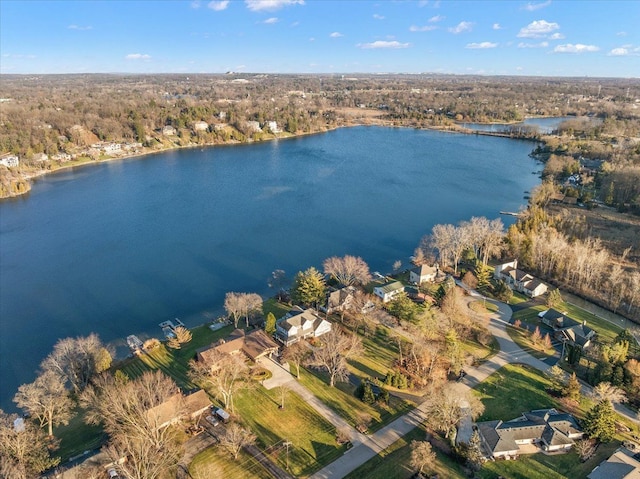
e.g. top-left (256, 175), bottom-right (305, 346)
top-left (107, 468), bottom-right (119, 479)
top-left (205, 415), bottom-right (219, 426)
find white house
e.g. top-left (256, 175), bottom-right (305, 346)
top-left (494, 259), bottom-right (548, 298)
top-left (275, 307), bottom-right (332, 346)
top-left (373, 281), bottom-right (405, 303)
top-left (245, 121), bottom-right (262, 133)
top-left (0, 154), bottom-right (19, 167)
top-left (103, 143), bottom-right (121, 154)
top-left (51, 153), bottom-right (72, 162)
top-left (162, 125), bottom-right (176, 136)
top-left (32, 152), bottom-right (49, 163)
top-left (266, 121), bottom-right (281, 133)
top-left (409, 264), bottom-right (438, 284)
top-left (194, 121), bottom-right (209, 132)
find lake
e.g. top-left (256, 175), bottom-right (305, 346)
top-left (460, 116), bottom-right (588, 135)
top-left (0, 126), bottom-right (541, 410)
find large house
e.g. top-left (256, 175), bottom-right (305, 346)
top-left (145, 389), bottom-right (211, 430)
top-left (409, 264), bottom-right (438, 285)
top-left (326, 286), bottom-right (356, 315)
top-left (275, 307), bottom-right (332, 346)
top-left (476, 409), bottom-right (583, 459)
top-left (197, 329), bottom-right (279, 363)
top-left (494, 259), bottom-right (548, 298)
top-left (0, 153), bottom-right (19, 168)
top-left (373, 281), bottom-right (405, 303)
top-left (588, 447), bottom-right (640, 479)
top-left (539, 309), bottom-right (596, 349)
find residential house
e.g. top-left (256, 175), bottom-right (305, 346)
top-left (373, 281), bottom-right (405, 303)
top-left (476, 409), bottom-right (583, 459)
top-left (493, 259), bottom-right (548, 298)
top-left (32, 152), bottom-right (49, 163)
top-left (266, 121), bottom-right (281, 133)
top-left (326, 286), bottom-right (356, 315)
top-left (103, 143), bottom-right (121, 154)
top-left (409, 264), bottom-right (438, 284)
top-left (539, 309), bottom-right (596, 349)
top-left (245, 121), bottom-right (262, 133)
top-left (588, 447), bottom-right (640, 479)
top-left (197, 329), bottom-right (279, 363)
top-left (0, 153), bottom-right (19, 167)
top-left (162, 125), bottom-right (177, 136)
top-left (145, 389), bottom-right (211, 430)
top-left (51, 153), bottom-right (72, 162)
top-left (275, 307), bottom-right (332, 346)
top-left (194, 121), bottom-right (209, 132)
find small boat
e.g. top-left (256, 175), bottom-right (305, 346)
top-left (126, 335), bottom-right (143, 351)
top-left (162, 326), bottom-right (176, 339)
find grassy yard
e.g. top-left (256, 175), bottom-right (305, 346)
top-left (297, 367), bottom-right (414, 433)
top-left (473, 364), bottom-right (559, 421)
top-left (118, 324), bottom-right (234, 388)
top-left (343, 424), bottom-right (467, 479)
top-left (347, 326), bottom-right (400, 379)
top-left (262, 298), bottom-right (291, 319)
top-left (506, 325), bottom-right (557, 361)
top-left (189, 445), bottom-right (272, 479)
top-left (234, 386), bottom-right (346, 476)
top-left (53, 409), bottom-right (106, 461)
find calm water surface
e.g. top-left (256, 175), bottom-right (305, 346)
top-left (0, 126), bottom-right (541, 409)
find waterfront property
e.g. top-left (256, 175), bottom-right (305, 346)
top-left (0, 153), bottom-right (19, 167)
top-left (275, 307), bottom-right (332, 346)
top-left (373, 281), bottom-right (405, 303)
top-left (145, 388), bottom-right (211, 430)
top-left (197, 329), bottom-right (279, 363)
top-left (476, 408), bottom-right (583, 459)
top-left (326, 286), bottom-right (356, 315)
top-left (494, 259), bottom-right (548, 298)
top-left (409, 263), bottom-right (438, 284)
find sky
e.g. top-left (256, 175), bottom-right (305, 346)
top-left (1, 0), bottom-right (638, 77)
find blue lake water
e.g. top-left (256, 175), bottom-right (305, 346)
top-left (460, 116), bottom-right (585, 134)
top-left (0, 126), bottom-right (542, 410)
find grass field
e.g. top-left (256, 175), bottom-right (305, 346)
top-left (118, 324), bottom-right (234, 388)
top-left (297, 367), bottom-right (414, 433)
top-left (53, 409), bottom-right (106, 461)
top-left (347, 326), bottom-right (399, 380)
top-left (189, 445), bottom-right (272, 479)
top-left (234, 386), bottom-right (346, 476)
top-left (506, 325), bottom-right (557, 361)
top-left (343, 424), bottom-right (467, 479)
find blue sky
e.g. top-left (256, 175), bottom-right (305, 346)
top-left (1, 0), bottom-right (638, 77)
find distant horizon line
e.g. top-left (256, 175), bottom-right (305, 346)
top-left (1, 71), bottom-right (638, 80)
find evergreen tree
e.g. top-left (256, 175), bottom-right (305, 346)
top-left (291, 267), bottom-right (327, 308)
top-left (563, 372), bottom-right (581, 402)
top-left (583, 400), bottom-right (617, 442)
top-left (465, 430), bottom-right (484, 470)
top-left (546, 288), bottom-right (563, 308)
top-left (475, 264), bottom-right (491, 288)
top-left (264, 312), bottom-right (276, 335)
top-left (361, 382), bottom-right (375, 404)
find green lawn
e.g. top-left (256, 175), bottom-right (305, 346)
top-left (473, 364), bottom-right (559, 421)
top-left (234, 386), bottom-right (346, 477)
top-left (189, 445), bottom-right (272, 479)
top-left (506, 325), bottom-right (557, 361)
top-left (297, 367), bottom-right (414, 433)
top-left (343, 425), bottom-right (467, 479)
top-left (347, 326), bottom-right (400, 379)
top-left (118, 324), bottom-right (234, 388)
top-left (262, 298), bottom-right (291, 319)
top-left (53, 409), bottom-right (106, 461)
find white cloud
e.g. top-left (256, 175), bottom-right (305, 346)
top-left (409, 25), bottom-right (438, 32)
top-left (554, 43), bottom-right (599, 53)
top-left (518, 41), bottom-right (549, 48)
top-left (466, 42), bottom-right (498, 49)
top-left (449, 21), bottom-right (473, 34)
top-left (208, 1), bottom-right (229, 11)
top-left (617, 31), bottom-right (627, 36)
top-left (373, 14), bottom-right (385, 20)
top-left (262, 17), bottom-right (279, 23)
top-left (608, 46), bottom-right (640, 56)
top-left (493, 23), bottom-right (502, 30)
top-left (549, 32), bottom-right (564, 40)
top-left (429, 15), bottom-right (445, 22)
top-left (523, 0), bottom-right (552, 11)
top-left (517, 20), bottom-right (559, 38)
top-left (68, 24), bottom-right (92, 30)
top-left (330, 32), bottom-right (343, 38)
top-left (245, 0), bottom-right (303, 11)
top-left (358, 40), bottom-right (411, 49)
top-left (125, 53), bottom-right (151, 60)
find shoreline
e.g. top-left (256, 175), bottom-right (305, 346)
top-left (0, 120), bottom-right (540, 201)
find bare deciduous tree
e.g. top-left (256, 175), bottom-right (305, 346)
top-left (0, 409), bottom-right (59, 479)
top-left (40, 334), bottom-right (112, 393)
top-left (282, 341), bottom-right (309, 379)
top-left (410, 440), bottom-right (436, 476)
top-left (424, 383), bottom-right (485, 441)
top-left (13, 369), bottom-right (74, 437)
top-left (308, 328), bottom-right (362, 387)
top-left (591, 382), bottom-right (627, 404)
top-left (224, 292), bottom-right (263, 328)
top-left (218, 423), bottom-right (256, 460)
top-left (323, 255), bottom-right (372, 287)
top-left (189, 350), bottom-right (249, 412)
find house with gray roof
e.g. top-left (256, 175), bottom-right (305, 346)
top-left (588, 447), bottom-right (640, 479)
top-left (373, 281), bottom-right (405, 303)
top-left (275, 307), bottom-right (332, 346)
top-left (409, 264), bottom-right (438, 284)
top-left (539, 309), bottom-right (596, 349)
top-left (476, 408), bottom-right (583, 459)
top-left (494, 259), bottom-right (548, 298)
